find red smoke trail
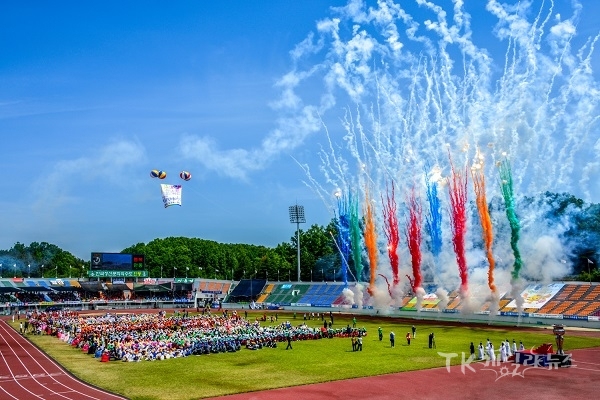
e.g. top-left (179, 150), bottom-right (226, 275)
top-left (448, 158), bottom-right (469, 295)
top-left (405, 187), bottom-right (423, 292)
top-left (378, 273), bottom-right (393, 298)
top-left (363, 186), bottom-right (378, 296)
top-left (471, 161), bottom-right (497, 294)
top-left (405, 274), bottom-right (414, 292)
top-left (382, 181), bottom-right (400, 286)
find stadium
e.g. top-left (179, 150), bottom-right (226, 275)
top-left (1, 277), bottom-right (599, 324)
top-left (1, 275), bottom-right (599, 399)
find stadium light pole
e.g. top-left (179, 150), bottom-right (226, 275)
top-left (186, 267), bottom-right (189, 279)
top-left (54, 266), bottom-right (58, 278)
top-left (14, 264), bottom-right (17, 278)
top-left (322, 268), bottom-right (324, 282)
top-left (69, 265), bottom-right (72, 279)
top-left (289, 204), bottom-right (306, 282)
top-left (0, 263), bottom-right (2, 278)
top-left (41, 264), bottom-right (44, 278)
top-left (277, 269), bottom-right (279, 282)
top-left (160, 265), bottom-right (163, 279)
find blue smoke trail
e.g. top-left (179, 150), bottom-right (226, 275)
top-left (335, 193), bottom-right (351, 286)
top-left (425, 176), bottom-right (443, 260)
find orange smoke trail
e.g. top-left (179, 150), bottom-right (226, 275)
top-left (471, 160), bottom-right (497, 294)
top-left (363, 186), bottom-right (378, 296)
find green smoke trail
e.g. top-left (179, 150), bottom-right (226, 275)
top-left (498, 159), bottom-right (523, 281)
top-left (349, 192), bottom-right (363, 282)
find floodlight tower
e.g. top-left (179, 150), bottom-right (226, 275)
top-left (289, 204), bottom-right (306, 282)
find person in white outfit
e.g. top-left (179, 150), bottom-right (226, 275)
top-left (505, 339), bottom-right (512, 357)
top-left (488, 342), bottom-right (496, 362)
top-left (478, 342), bottom-right (485, 360)
top-left (500, 342), bottom-right (507, 362)
top-left (512, 339), bottom-right (518, 354)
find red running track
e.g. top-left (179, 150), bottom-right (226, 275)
top-left (0, 319), bottom-right (126, 400)
top-left (210, 346), bottom-right (600, 400)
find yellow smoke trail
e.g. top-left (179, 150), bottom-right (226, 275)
top-left (363, 185), bottom-right (378, 296)
top-left (471, 154), bottom-right (497, 294)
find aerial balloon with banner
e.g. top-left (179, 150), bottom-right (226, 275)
top-left (150, 168), bottom-right (192, 208)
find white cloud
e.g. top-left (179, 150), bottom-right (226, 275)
top-left (32, 138), bottom-right (146, 211)
top-left (178, 98), bottom-right (323, 180)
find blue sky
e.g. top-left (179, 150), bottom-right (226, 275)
top-left (1, 0), bottom-right (599, 262)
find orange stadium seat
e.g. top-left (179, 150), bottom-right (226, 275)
top-left (555, 285), bottom-right (577, 300)
top-left (568, 287), bottom-right (590, 301)
top-left (563, 302), bottom-right (588, 316)
top-left (578, 301), bottom-right (600, 316)
top-left (550, 301), bottom-right (574, 315)
top-left (583, 286), bottom-right (600, 301)
top-left (537, 301), bottom-right (561, 314)
top-left (498, 299), bottom-right (511, 311)
top-left (446, 297), bottom-right (461, 310)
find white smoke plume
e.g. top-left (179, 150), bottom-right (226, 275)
top-left (342, 287), bottom-right (355, 306)
top-left (414, 287), bottom-right (426, 312)
top-left (353, 283), bottom-right (365, 309)
top-left (435, 287), bottom-right (449, 312)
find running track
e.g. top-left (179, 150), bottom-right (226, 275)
top-left (212, 346), bottom-right (600, 400)
top-left (0, 319), bottom-right (126, 400)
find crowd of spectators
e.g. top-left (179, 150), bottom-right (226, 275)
top-left (0, 289), bottom-right (198, 305)
top-left (47, 291), bottom-right (79, 302)
top-left (26, 309), bottom-right (367, 362)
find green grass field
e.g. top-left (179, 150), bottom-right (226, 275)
top-left (16, 311), bottom-right (600, 400)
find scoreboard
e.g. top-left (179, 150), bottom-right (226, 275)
top-left (89, 253), bottom-right (147, 278)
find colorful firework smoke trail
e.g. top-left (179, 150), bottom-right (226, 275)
top-left (405, 187), bottom-right (423, 292)
top-left (378, 273), bottom-right (393, 298)
top-left (448, 160), bottom-right (469, 295)
top-left (425, 170), bottom-right (443, 261)
top-left (382, 181), bottom-right (400, 287)
top-left (472, 155), bottom-right (497, 294)
top-left (349, 193), bottom-right (363, 282)
top-left (363, 186), bottom-right (378, 295)
top-left (335, 193), bottom-right (351, 285)
top-left (498, 159), bottom-right (523, 282)
top-left (291, 0), bottom-right (598, 306)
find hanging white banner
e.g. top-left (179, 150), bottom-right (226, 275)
top-left (160, 184), bottom-right (182, 208)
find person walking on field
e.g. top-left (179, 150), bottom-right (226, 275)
top-left (412, 325), bottom-right (416, 339)
top-left (378, 327), bottom-right (383, 341)
top-left (390, 332), bottom-right (395, 348)
top-left (478, 342), bottom-right (485, 360)
top-left (286, 334), bottom-right (293, 350)
top-left (406, 332), bottom-right (411, 345)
